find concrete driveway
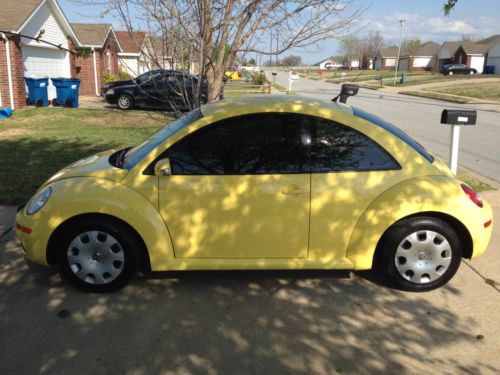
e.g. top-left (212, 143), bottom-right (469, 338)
top-left (1, 193), bottom-right (499, 375)
top-left (272, 71), bottom-right (500, 182)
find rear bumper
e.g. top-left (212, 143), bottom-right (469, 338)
top-left (470, 199), bottom-right (493, 259)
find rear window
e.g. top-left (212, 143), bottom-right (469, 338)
top-left (352, 107), bottom-right (434, 163)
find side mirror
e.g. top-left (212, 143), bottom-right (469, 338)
top-left (154, 158), bottom-right (172, 176)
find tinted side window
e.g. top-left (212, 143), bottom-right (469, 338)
top-left (166, 113), bottom-right (309, 175)
top-left (310, 118), bottom-right (399, 172)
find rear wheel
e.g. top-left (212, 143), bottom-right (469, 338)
top-left (469, 70), bottom-right (474, 74)
top-left (376, 217), bottom-right (462, 292)
top-left (56, 218), bottom-right (137, 292)
top-left (448, 71), bottom-right (453, 75)
top-left (117, 94), bottom-right (134, 110)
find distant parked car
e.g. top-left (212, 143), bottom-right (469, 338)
top-left (104, 70), bottom-right (208, 110)
top-left (442, 64), bottom-right (477, 75)
top-left (325, 62), bottom-right (343, 70)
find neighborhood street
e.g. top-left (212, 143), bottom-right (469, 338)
top-left (272, 71), bottom-right (500, 182)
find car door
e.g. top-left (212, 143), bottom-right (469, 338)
top-left (308, 117), bottom-right (402, 261)
top-left (135, 72), bottom-right (166, 107)
top-left (157, 113), bottom-right (311, 259)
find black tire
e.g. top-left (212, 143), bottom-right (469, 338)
top-left (375, 217), bottom-right (462, 292)
top-left (117, 94), bottom-right (134, 110)
top-left (56, 218), bottom-right (138, 292)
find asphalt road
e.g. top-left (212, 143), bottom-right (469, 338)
top-left (271, 71), bottom-right (500, 182)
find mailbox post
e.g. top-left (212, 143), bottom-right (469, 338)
top-left (440, 109), bottom-right (477, 175)
top-left (288, 71), bottom-right (299, 93)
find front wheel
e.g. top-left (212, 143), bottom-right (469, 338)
top-left (469, 70), bottom-right (474, 75)
top-left (448, 71), bottom-right (453, 75)
top-left (56, 219), bottom-right (137, 292)
top-left (117, 94), bottom-right (134, 110)
top-left (376, 217), bottom-right (462, 292)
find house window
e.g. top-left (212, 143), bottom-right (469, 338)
top-left (107, 47), bottom-right (111, 73)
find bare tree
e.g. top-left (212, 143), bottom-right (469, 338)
top-left (401, 38), bottom-right (421, 56)
top-left (338, 34), bottom-right (362, 67)
top-left (359, 30), bottom-right (384, 57)
top-left (92, 0), bottom-right (364, 103)
top-left (281, 55), bottom-right (302, 67)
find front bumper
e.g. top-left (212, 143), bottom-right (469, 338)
top-left (15, 205), bottom-right (51, 266)
top-left (104, 93), bottom-right (118, 105)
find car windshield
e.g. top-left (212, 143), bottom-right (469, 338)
top-left (352, 107), bottom-right (434, 163)
top-left (123, 109), bottom-right (203, 170)
top-left (134, 71), bottom-right (162, 85)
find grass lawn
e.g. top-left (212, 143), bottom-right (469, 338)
top-left (428, 81), bottom-right (500, 101)
top-left (0, 107), bottom-right (172, 204)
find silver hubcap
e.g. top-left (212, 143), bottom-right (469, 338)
top-left (394, 230), bottom-right (452, 284)
top-left (118, 96), bottom-right (130, 108)
top-left (67, 231), bottom-right (125, 285)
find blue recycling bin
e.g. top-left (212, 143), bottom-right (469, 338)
top-left (483, 66), bottom-right (495, 74)
top-left (51, 78), bottom-right (81, 108)
top-left (24, 77), bottom-right (49, 107)
top-left (0, 108), bottom-right (13, 120)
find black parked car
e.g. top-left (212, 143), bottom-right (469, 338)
top-left (442, 64), bottom-right (477, 75)
top-left (104, 70), bottom-right (208, 110)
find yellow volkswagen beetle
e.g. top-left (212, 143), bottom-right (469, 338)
top-left (16, 96), bottom-right (493, 292)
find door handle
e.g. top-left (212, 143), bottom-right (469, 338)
top-left (281, 184), bottom-right (308, 195)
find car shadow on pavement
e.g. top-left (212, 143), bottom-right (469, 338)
top-left (1, 231), bottom-right (497, 375)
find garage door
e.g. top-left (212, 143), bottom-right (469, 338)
top-left (22, 46), bottom-right (70, 100)
top-left (398, 58), bottom-right (409, 72)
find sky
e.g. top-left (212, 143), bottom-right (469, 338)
top-left (59, 0), bottom-right (500, 64)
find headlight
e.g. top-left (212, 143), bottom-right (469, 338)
top-left (107, 89), bottom-right (114, 95)
top-left (26, 187), bottom-right (52, 215)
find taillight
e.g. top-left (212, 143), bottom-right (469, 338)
top-left (461, 183), bottom-right (483, 208)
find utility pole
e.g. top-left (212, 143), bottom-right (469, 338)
top-left (275, 31), bottom-right (279, 67)
top-left (270, 32), bottom-right (273, 67)
top-left (393, 19), bottom-right (405, 85)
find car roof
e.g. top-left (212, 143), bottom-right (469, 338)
top-left (200, 95), bottom-right (353, 121)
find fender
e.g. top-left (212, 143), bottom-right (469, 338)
top-left (20, 177), bottom-right (175, 270)
top-left (346, 175), bottom-right (492, 270)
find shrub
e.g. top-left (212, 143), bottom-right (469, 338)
top-left (251, 72), bottom-right (267, 85)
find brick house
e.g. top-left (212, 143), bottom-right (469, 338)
top-left (453, 42), bottom-right (489, 74)
top-left (0, 0), bottom-right (122, 109)
top-left (374, 46), bottom-right (399, 70)
top-left (0, 0), bottom-right (80, 109)
top-left (71, 23), bottom-right (122, 96)
top-left (398, 41), bottom-right (440, 72)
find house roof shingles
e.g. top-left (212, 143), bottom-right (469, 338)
top-left (478, 34), bottom-right (500, 47)
top-left (378, 46), bottom-right (399, 58)
top-left (415, 41), bottom-right (440, 56)
top-left (0, 0), bottom-right (42, 31)
top-left (460, 41), bottom-right (489, 55)
top-left (115, 31), bottom-right (147, 54)
top-left (71, 23), bottom-right (111, 46)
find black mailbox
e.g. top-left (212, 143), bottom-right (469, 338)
top-left (441, 109), bottom-right (477, 125)
top-left (335, 84), bottom-right (359, 103)
top-left (341, 84), bottom-right (359, 96)
top-left (272, 72), bottom-right (277, 76)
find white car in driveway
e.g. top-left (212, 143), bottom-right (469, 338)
top-left (325, 62), bottom-right (343, 69)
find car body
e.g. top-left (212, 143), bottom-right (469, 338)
top-left (325, 62), bottom-right (343, 70)
top-left (442, 64), bottom-right (477, 75)
top-left (16, 95), bottom-right (493, 292)
top-left (104, 70), bottom-right (208, 110)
